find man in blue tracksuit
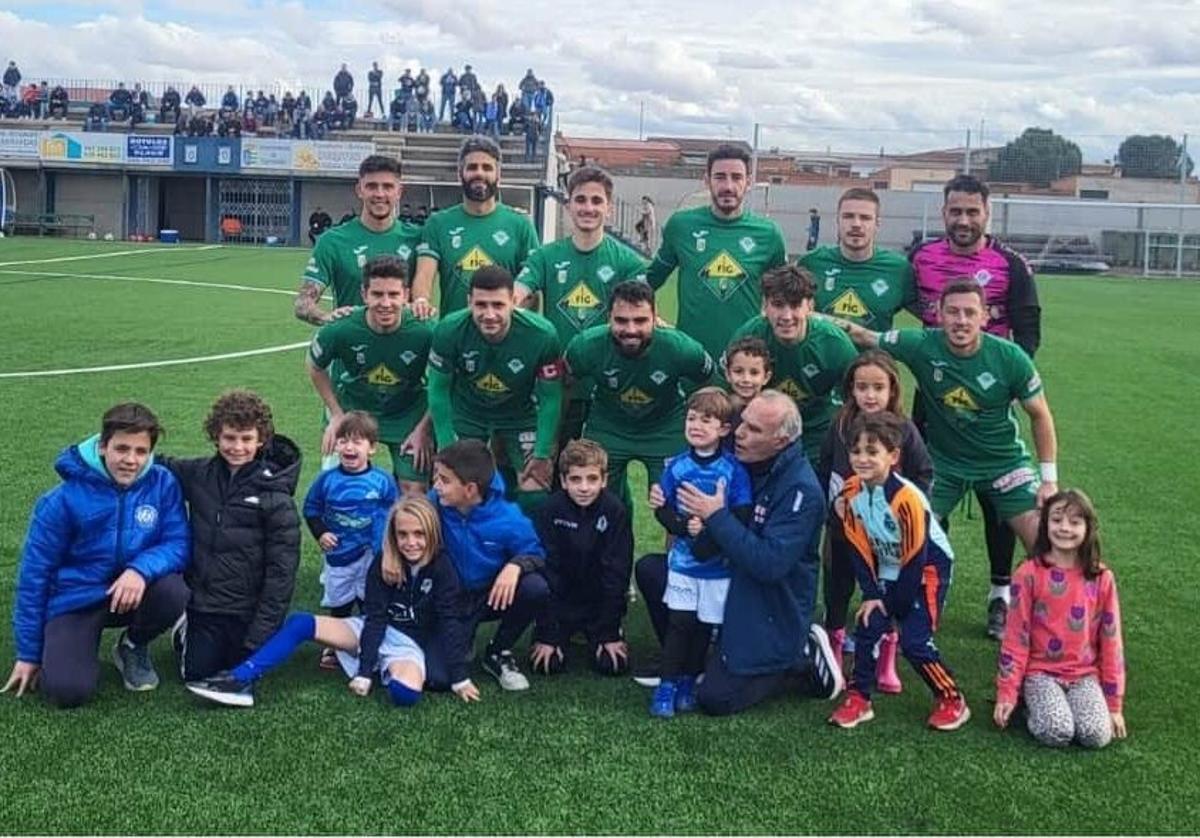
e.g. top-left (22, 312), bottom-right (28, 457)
top-left (4, 403), bottom-right (191, 707)
top-left (429, 440), bottom-right (548, 692)
top-left (646, 391), bottom-right (844, 715)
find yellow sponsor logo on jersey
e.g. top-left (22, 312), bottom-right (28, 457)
top-left (942, 386), bottom-right (979, 411)
top-left (366, 364), bottom-right (400, 386)
top-left (475, 373), bottom-right (509, 394)
top-left (777, 378), bottom-right (808, 402)
top-left (830, 289), bottom-right (869, 319)
top-left (619, 386), bottom-right (654, 406)
top-left (701, 250), bottom-right (746, 280)
top-left (560, 281), bottom-right (603, 325)
top-left (458, 245), bottom-right (494, 272)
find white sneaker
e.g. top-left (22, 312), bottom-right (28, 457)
top-left (482, 650), bottom-right (530, 691)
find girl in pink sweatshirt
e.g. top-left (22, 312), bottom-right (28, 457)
top-left (993, 489), bottom-right (1126, 747)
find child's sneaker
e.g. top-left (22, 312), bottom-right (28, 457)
top-left (318, 647), bottom-right (341, 671)
top-left (876, 630), bottom-right (902, 694)
top-left (482, 649), bottom-right (530, 691)
top-left (674, 676), bottom-right (698, 713)
top-left (805, 624), bottom-right (846, 700)
top-left (829, 690), bottom-right (875, 728)
top-left (186, 671), bottom-right (255, 707)
top-left (828, 627), bottom-right (845, 666)
top-left (986, 598), bottom-right (1008, 641)
top-left (927, 694), bottom-right (971, 731)
top-left (650, 680), bottom-right (677, 718)
top-left (112, 630), bottom-right (160, 691)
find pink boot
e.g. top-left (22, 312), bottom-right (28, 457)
top-left (829, 627), bottom-right (845, 670)
top-left (876, 630), bottom-right (902, 694)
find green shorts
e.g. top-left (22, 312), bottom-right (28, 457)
top-left (454, 417), bottom-right (539, 478)
top-left (930, 460), bottom-right (1040, 523)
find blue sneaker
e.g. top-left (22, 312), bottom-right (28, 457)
top-left (674, 676), bottom-right (698, 713)
top-left (650, 680), bottom-right (677, 718)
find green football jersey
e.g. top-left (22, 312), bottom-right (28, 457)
top-left (727, 315), bottom-right (858, 460)
top-left (427, 308), bottom-right (562, 430)
top-left (799, 245), bottom-right (917, 330)
top-left (416, 203), bottom-right (540, 315)
top-left (564, 325), bottom-right (715, 454)
top-left (303, 218), bottom-right (422, 309)
top-left (308, 309), bottom-right (434, 441)
top-left (646, 205), bottom-right (787, 359)
top-left (516, 235), bottom-right (648, 342)
top-left (880, 328), bottom-right (1043, 478)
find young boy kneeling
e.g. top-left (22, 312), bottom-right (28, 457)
top-left (529, 440), bottom-right (634, 677)
top-left (430, 440), bottom-right (549, 692)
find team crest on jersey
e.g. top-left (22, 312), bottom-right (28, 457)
top-left (134, 505), bottom-right (158, 530)
top-left (830, 289), bottom-right (869, 319)
top-left (597, 265), bottom-right (615, 283)
top-left (365, 490), bottom-right (381, 500)
top-left (508, 358), bottom-right (525, 374)
top-left (596, 515), bottom-right (608, 533)
top-left (777, 378), bottom-right (807, 401)
top-left (739, 236), bottom-right (756, 254)
top-left (367, 364), bottom-right (399, 386)
top-left (400, 350), bottom-right (417, 365)
top-left (649, 370), bottom-right (668, 385)
top-left (555, 261), bottom-right (571, 284)
top-left (976, 372), bottom-right (997, 390)
top-left (700, 251), bottom-right (748, 300)
top-left (802, 363), bottom-right (820, 379)
top-left (475, 373), bottom-right (509, 394)
top-left (933, 368), bottom-right (944, 383)
top-left (692, 231), bottom-right (709, 252)
top-left (492, 230), bottom-right (510, 246)
top-left (397, 244), bottom-right (412, 260)
top-left (354, 245), bottom-right (369, 268)
top-left (620, 387), bottom-right (653, 406)
top-left (942, 386), bottom-right (979, 412)
top-left (559, 282), bottom-right (603, 327)
top-left (420, 578), bottom-right (433, 594)
top-left (458, 246), bottom-right (493, 272)
top-left (871, 278), bottom-right (890, 297)
top-left (974, 269), bottom-right (992, 286)
top-left (462, 350), bottom-right (480, 374)
top-left (603, 368), bottom-right (620, 389)
top-left (449, 227), bottom-right (464, 249)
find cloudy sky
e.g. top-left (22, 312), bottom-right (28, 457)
top-left (3, 0), bottom-right (1198, 160)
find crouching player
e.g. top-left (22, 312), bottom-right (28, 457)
top-left (529, 440), bottom-right (634, 677)
top-left (186, 497), bottom-right (477, 707)
top-left (829, 412), bottom-right (969, 731)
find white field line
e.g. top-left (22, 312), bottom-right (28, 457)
top-left (0, 342), bottom-right (310, 379)
top-left (0, 244), bottom-right (223, 267)
top-left (0, 268), bottom-right (302, 297)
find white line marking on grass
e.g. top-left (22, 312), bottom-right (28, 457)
top-left (0, 244), bottom-right (222, 267)
top-left (0, 341), bottom-right (310, 379)
top-left (0, 269), bottom-right (306, 297)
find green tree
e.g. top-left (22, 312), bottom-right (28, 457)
top-left (988, 127), bottom-right (1083, 186)
top-left (1116, 135), bottom-right (1194, 179)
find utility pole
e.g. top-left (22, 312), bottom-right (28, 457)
top-left (638, 100), bottom-right (644, 141)
top-left (751, 122), bottom-right (760, 189)
top-left (964, 128), bottom-right (972, 175)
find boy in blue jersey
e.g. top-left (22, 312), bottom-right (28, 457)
top-left (648, 388), bottom-right (752, 718)
top-left (829, 412), bottom-right (969, 731)
top-left (303, 411), bottom-right (397, 667)
top-left (430, 440), bottom-right (548, 692)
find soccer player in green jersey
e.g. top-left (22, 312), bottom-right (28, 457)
top-left (411, 136), bottom-right (540, 319)
top-left (799, 187), bottom-right (916, 331)
top-left (564, 280), bottom-right (715, 510)
top-left (515, 165), bottom-right (648, 440)
top-left (307, 256), bottom-right (435, 495)
top-left (294, 155), bottom-right (422, 325)
top-left (427, 266), bottom-right (563, 511)
top-left (840, 279), bottom-right (1060, 634)
top-left (726, 265), bottom-right (857, 463)
top-left (645, 144), bottom-right (787, 359)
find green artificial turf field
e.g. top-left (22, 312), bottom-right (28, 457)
top-left (0, 238), bottom-right (1197, 833)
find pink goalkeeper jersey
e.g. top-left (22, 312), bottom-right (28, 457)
top-left (996, 557), bottom-right (1126, 712)
top-left (909, 237), bottom-right (1031, 338)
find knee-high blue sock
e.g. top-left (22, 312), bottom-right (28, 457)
top-left (231, 613), bottom-right (316, 683)
top-left (387, 680), bottom-right (422, 707)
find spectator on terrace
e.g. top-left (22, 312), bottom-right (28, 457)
top-left (518, 69), bottom-right (538, 110)
top-left (130, 83), bottom-right (150, 126)
top-left (341, 91), bottom-right (357, 129)
top-left (470, 85), bottom-right (487, 134)
top-left (3, 61), bottom-right (20, 100)
top-left (508, 98), bottom-right (528, 136)
top-left (524, 110), bottom-right (541, 162)
top-left (459, 64), bottom-right (478, 97)
top-left (452, 90), bottom-right (473, 133)
top-left (47, 85), bottom-right (69, 120)
top-left (107, 82), bottom-right (133, 121)
top-left (85, 101), bottom-right (108, 132)
top-left (217, 108), bottom-right (242, 138)
top-left (533, 81), bottom-right (554, 135)
top-left (366, 61), bottom-right (384, 116)
top-left (281, 91), bottom-right (296, 126)
top-left (221, 86), bottom-right (239, 111)
top-left (417, 97), bottom-right (435, 133)
top-left (241, 102), bottom-right (258, 134)
top-left (493, 85), bottom-right (509, 134)
top-left (185, 85), bottom-right (206, 111)
top-left (32, 82), bottom-right (48, 119)
top-left (293, 96), bottom-right (312, 139)
top-left (389, 91), bottom-right (406, 132)
top-left (160, 86), bottom-right (181, 124)
top-left (483, 96), bottom-right (500, 139)
top-left (415, 68), bottom-right (430, 102)
top-left (439, 67), bottom-right (457, 122)
top-left (321, 90), bottom-right (337, 114)
top-left (333, 63), bottom-right (354, 106)
top-left (20, 84), bottom-right (38, 119)
top-left (312, 104), bottom-right (328, 140)
top-left (253, 91), bottom-right (268, 121)
top-left (265, 94), bottom-right (279, 127)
